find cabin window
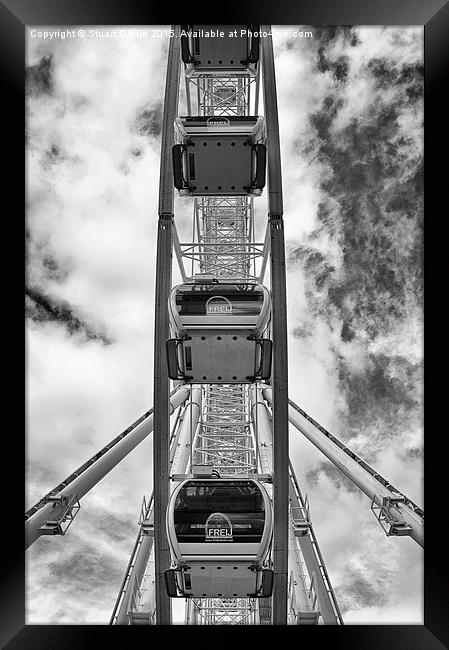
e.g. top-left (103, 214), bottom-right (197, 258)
top-left (174, 481), bottom-right (265, 544)
top-left (176, 285), bottom-right (264, 317)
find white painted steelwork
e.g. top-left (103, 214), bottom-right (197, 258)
top-left (195, 384), bottom-right (256, 474)
top-left (262, 385), bottom-right (424, 548)
top-left (25, 386), bottom-right (190, 550)
top-left (250, 385), bottom-right (338, 625)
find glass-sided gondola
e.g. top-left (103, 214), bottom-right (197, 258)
top-left (166, 281), bottom-right (272, 384)
top-left (165, 479), bottom-right (273, 598)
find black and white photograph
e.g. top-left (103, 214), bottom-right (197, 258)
top-left (24, 23), bottom-right (424, 625)
top-left (1, 2), bottom-right (446, 646)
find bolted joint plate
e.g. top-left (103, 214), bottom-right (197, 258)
top-left (39, 493), bottom-right (80, 536)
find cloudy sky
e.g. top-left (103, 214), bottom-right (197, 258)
top-left (25, 25), bottom-right (423, 625)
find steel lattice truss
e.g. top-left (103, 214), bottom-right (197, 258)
top-left (186, 598), bottom-right (257, 625)
top-left (198, 197), bottom-right (258, 279)
top-left (187, 74), bottom-right (258, 117)
top-left (195, 385), bottom-right (255, 473)
top-left (178, 197), bottom-right (264, 281)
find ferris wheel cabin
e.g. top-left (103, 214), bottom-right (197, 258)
top-left (164, 478), bottom-right (274, 598)
top-left (165, 281), bottom-right (272, 383)
top-left (172, 116), bottom-right (267, 197)
top-left (180, 25), bottom-right (260, 77)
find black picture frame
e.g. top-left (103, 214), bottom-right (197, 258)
top-left (4, 0), bottom-right (447, 647)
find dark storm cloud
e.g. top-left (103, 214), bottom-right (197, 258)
top-left (340, 353), bottom-right (419, 410)
top-left (43, 509), bottom-right (138, 602)
top-left (47, 541), bottom-right (124, 595)
top-left (340, 321), bottom-right (356, 342)
top-left (313, 27), bottom-right (359, 84)
top-left (313, 26), bottom-right (360, 48)
top-left (29, 528), bottom-right (130, 623)
top-left (47, 509), bottom-right (138, 581)
top-left (336, 354), bottom-right (423, 456)
top-left (317, 52), bottom-right (350, 83)
top-left (290, 28), bottom-right (423, 460)
top-left (306, 75), bottom-right (423, 334)
top-left (338, 573), bottom-right (390, 612)
top-left (288, 245), bottom-right (335, 294)
top-left (335, 351), bottom-right (422, 458)
top-left (133, 103), bottom-right (163, 138)
top-left (367, 58), bottom-right (424, 103)
top-left (26, 54), bottom-right (53, 96)
top-left (25, 286), bottom-right (113, 345)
